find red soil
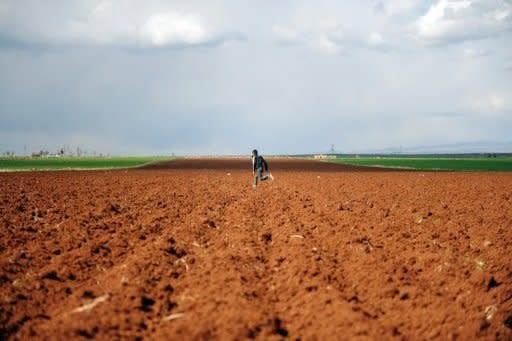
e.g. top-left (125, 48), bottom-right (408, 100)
top-left (1, 158), bottom-right (511, 340)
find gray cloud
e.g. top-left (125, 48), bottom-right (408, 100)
top-left (0, 0), bottom-right (511, 155)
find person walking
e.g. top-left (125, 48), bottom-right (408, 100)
top-left (252, 149), bottom-right (274, 188)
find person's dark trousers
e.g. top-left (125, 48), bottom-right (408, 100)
top-left (253, 167), bottom-right (269, 186)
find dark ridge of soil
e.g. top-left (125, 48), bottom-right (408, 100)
top-left (142, 158), bottom-right (402, 172)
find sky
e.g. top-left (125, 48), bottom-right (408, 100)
top-left (0, 0), bottom-right (511, 155)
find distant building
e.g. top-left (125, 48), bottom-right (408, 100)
top-left (314, 154), bottom-right (336, 159)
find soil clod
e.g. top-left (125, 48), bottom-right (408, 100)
top-left (273, 318), bottom-right (289, 337)
top-left (41, 271), bottom-right (60, 281)
top-left (487, 276), bottom-right (500, 290)
top-left (140, 296), bottom-right (155, 312)
top-left (504, 316), bottom-right (512, 329)
top-left (261, 232), bottom-right (272, 243)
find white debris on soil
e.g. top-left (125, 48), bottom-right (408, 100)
top-left (484, 304), bottom-right (498, 321)
top-left (175, 257), bottom-right (189, 271)
top-left (164, 313), bottom-right (185, 321)
top-left (483, 240), bottom-right (493, 247)
top-left (72, 294), bottom-right (109, 314)
top-left (475, 259), bottom-right (486, 270)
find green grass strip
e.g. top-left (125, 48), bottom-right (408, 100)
top-left (332, 157), bottom-right (512, 171)
top-left (0, 156), bottom-right (171, 171)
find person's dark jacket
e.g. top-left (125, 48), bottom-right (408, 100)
top-left (253, 155), bottom-right (268, 172)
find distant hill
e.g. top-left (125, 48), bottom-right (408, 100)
top-left (324, 141), bottom-right (512, 155)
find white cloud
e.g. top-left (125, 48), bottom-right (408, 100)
top-left (462, 47), bottom-right (489, 58)
top-left (368, 32), bottom-right (385, 46)
top-left (489, 95), bottom-right (506, 110)
top-left (377, 0), bottom-right (423, 15)
top-left (272, 24), bottom-right (392, 54)
top-left (271, 3), bottom-right (402, 55)
top-left (140, 12), bottom-right (209, 46)
top-left (271, 21), bottom-right (346, 54)
top-left (0, 2), bottom-right (238, 49)
top-left (311, 35), bottom-right (341, 55)
top-left (467, 94), bottom-right (509, 114)
top-left (415, 0), bottom-right (512, 44)
top-left (272, 25), bottom-right (300, 44)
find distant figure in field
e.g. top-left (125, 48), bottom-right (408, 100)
top-left (252, 149), bottom-right (274, 188)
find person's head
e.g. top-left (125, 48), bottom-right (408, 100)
top-left (252, 149), bottom-right (258, 157)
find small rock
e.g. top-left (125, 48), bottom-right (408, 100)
top-left (483, 240), bottom-right (493, 247)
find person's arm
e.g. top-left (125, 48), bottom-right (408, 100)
top-left (263, 157), bottom-right (268, 171)
top-left (252, 156), bottom-right (256, 172)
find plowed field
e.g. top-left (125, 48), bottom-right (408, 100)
top-left (1, 158), bottom-right (511, 340)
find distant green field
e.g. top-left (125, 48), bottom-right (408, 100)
top-left (0, 156), bottom-right (171, 171)
top-left (332, 157), bottom-right (512, 171)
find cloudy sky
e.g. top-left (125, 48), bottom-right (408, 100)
top-left (0, 0), bottom-right (511, 155)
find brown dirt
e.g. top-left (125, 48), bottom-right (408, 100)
top-left (1, 158), bottom-right (511, 340)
